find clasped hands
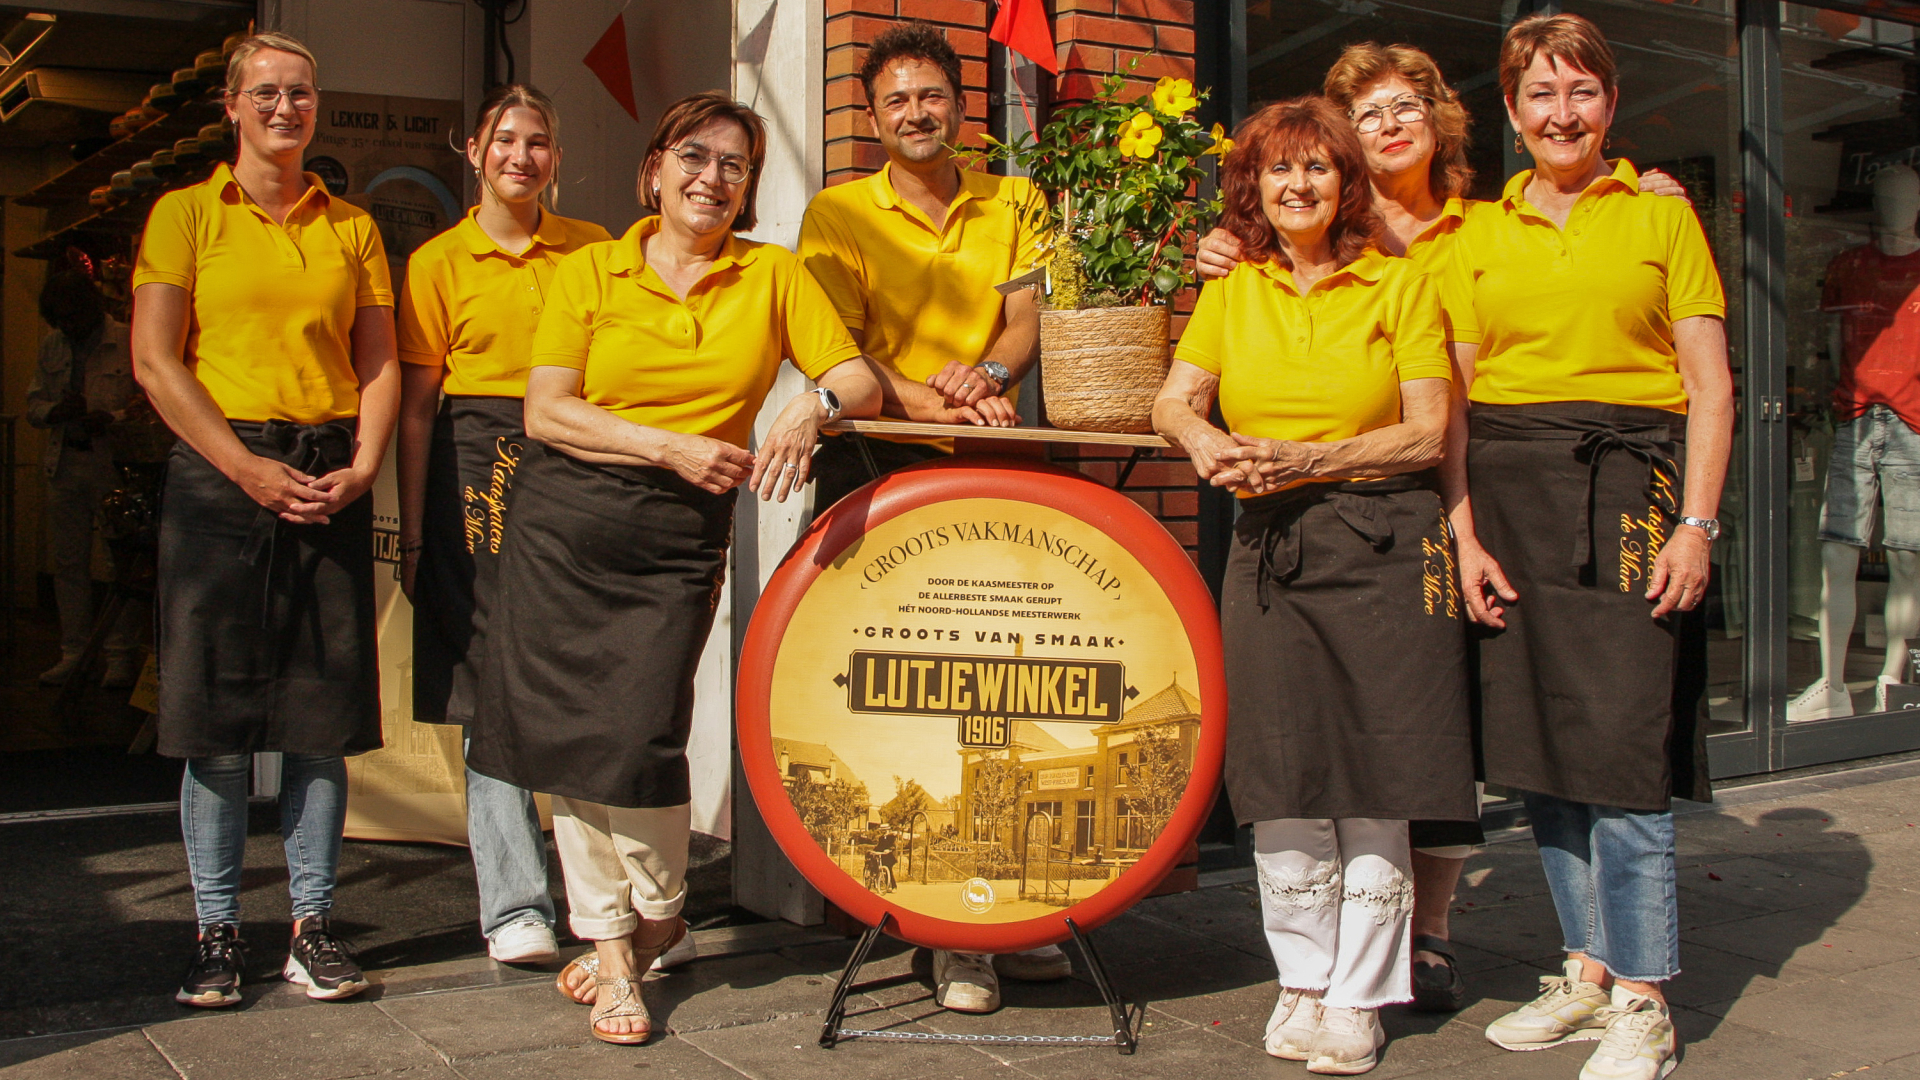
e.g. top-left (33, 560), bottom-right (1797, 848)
top-left (238, 455), bottom-right (378, 526)
top-left (925, 361), bottom-right (1017, 427)
top-left (1184, 425), bottom-right (1312, 494)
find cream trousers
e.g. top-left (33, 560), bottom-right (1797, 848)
top-left (551, 796), bottom-right (690, 940)
top-left (1253, 817), bottom-right (1413, 1009)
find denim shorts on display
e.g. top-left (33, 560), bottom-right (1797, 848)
top-left (1821, 404), bottom-right (1920, 551)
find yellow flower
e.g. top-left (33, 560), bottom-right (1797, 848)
top-left (1203, 122), bottom-right (1235, 157)
top-left (1117, 114), bottom-right (1164, 159)
top-left (1152, 77), bottom-right (1199, 116)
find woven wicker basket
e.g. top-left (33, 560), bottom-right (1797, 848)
top-left (1038, 305), bottom-right (1172, 434)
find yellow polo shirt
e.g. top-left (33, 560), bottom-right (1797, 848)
top-left (1403, 196), bottom-right (1482, 344)
top-left (531, 217), bottom-right (862, 448)
top-left (398, 207), bottom-right (613, 397)
top-left (1174, 247), bottom-right (1453, 493)
top-left (799, 164), bottom-right (1044, 444)
top-left (133, 161), bottom-right (392, 423)
top-left (1445, 160), bottom-right (1725, 412)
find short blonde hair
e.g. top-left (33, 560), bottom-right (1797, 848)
top-left (225, 32), bottom-right (318, 94)
top-left (1324, 42), bottom-right (1473, 200)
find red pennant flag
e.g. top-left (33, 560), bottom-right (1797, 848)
top-left (989, 0), bottom-right (1059, 75)
top-left (583, 13), bottom-right (639, 122)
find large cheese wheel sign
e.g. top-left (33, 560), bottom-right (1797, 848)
top-left (737, 457), bottom-right (1226, 953)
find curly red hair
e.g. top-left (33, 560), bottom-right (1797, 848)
top-left (1220, 96), bottom-right (1381, 270)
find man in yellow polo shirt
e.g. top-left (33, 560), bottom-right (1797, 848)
top-left (800, 21), bottom-right (1043, 515)
top-left (798, 21), bottom-right (1064, 1015)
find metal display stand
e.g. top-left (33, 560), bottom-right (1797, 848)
top-left (818, 913), bottom-right (1136, 1054)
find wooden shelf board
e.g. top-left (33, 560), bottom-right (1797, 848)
top-left (12, 95), bottom-right (226, 210)
top-left (822, 418), bottom-right (1169, 448)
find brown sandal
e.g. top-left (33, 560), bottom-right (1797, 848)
top-left (589, 974), bottom-right (652, 1045)
top-left (555, 950), bottom-right (600, 1004)
top-left (631, 917), bottom-right (686, 971)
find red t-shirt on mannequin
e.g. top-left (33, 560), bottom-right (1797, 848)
top-left (1823, 243), bottom-right (1920, 431)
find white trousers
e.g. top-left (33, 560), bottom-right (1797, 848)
top-left (1253, 817), bottom-right (1413, 1009)
top-left (550, 796), bottom-right (690, 940)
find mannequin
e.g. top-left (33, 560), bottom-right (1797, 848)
top-left (1790, 164), bottom-right (1920, 722)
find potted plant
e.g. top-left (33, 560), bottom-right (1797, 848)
top-left (979, 73), bottom-right (1229, 432)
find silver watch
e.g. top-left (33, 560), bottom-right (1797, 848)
top-left (1679, 516), bottom-right (1720, 541)
top-left (976, 361), bottom-right (1011, 390)
top-left (810, 386), bottom-right (842, 421)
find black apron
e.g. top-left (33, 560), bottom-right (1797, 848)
top-left (465, 444), bottom-right (734, 808)
top-left (155, 419), bottom-right (380, 759)
top-left (1222, 472), bottom-right (1476, 825)
top-left (1468, 401), bottom-right (1712, 811)
top-left (411, 395), bottom-right (526, 726)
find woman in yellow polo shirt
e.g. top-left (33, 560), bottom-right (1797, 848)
top-left (131, 32), bottom-right (396, 1008)
top-left (1153, 96), bottom-right (1473, 1076)
top-left (464, 91), bottom-right (879, 1046)
top-left (392, 83), bottom-right (611, 967)
top-left (1442, 16), bottom-right (1732, 1079)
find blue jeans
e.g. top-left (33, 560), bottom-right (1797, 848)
top-left (181, 753), bottom-right (346, 929)
top-left (465, 738), bottom-right (555, 937)
top-left (1522, 791), bottom-right (1680, 982)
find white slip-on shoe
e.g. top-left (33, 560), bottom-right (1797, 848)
top-left (932, 950), bottom-right (1001, 1013)
top-left (1264, 986), bottom-right (1323, 1060)
top-left (488, 918), bottom-right (560, 964)
top-left (1787, 677), bottom-right (1852, 722)
top-left (649, 930), bottom-right (697, 971)
top-left (1485, 959), bottom-right (1611, 1050)
top-left (1307, 1005), bottom-right (1386, 1075)
top-left (1579, 985), bottom-right (1678, 1080)
top-left (995, 944), bottom-right (1072, 981)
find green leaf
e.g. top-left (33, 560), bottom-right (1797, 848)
top-left (1152, 268), bottom-right (1180, 295)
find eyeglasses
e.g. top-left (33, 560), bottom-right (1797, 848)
top-left (238, 85), bottom-right (318, 112)
top-left (1349, 94), bottom-right (1432, 134)
top-left (668, 145), bottom-right (751, 185)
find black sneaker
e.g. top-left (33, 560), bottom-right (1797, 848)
top-left (283, 916), bottom-right (368, 1000)
top-left (176, 923), bottom-right (248, 1007)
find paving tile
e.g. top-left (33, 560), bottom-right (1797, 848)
top-left (143, 998), bottom-right (444, 1080)
top-left (676, 1009), bottom-right (997, 1080)
top-left (448, 1035), bottom-right (750, 1078)
top-left (0, 1029), bottom-right (178, 1079)
top-left (1694, 960), bottom-right (1920, 1062)
top-left (1124, 882), bottom-right (1267, 955)
top-left (892, 979), bottom-right (1143, 1064)
top-left (648, 949), bottom-right (848, 1035)
top-left (376, 981), bottom-right (580, 1061)
top-left (1444, 892), bottom-right (1569, 966)
top-left (1674, 855), bottom-right (1870, 915)
top-left (1681, 904), bottom-right (1920, 982)
top-left (1009, 1025), bottom-right (1292, 1078)
top-left (1099, 945), bottom-right (1278, 1008)
top-left (1661, 1007), bottom-right (1875, 1080)
top-left (1661, 941), bottom-right (1819, 1013)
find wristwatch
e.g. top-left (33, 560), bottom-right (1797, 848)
top-left (811, 386), bottom-right (842, 422)
top-left (975, 361), bottom-right (1011, 392)
top-left (1679, 516), bottom-right (1721, 541)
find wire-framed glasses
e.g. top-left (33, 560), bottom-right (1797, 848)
top-left (1349, 94), bottom-right (1432, 133)
top-left (668, 145), bottom-right (752, 185)
top-left (239, 85), bottom-right (318, 112)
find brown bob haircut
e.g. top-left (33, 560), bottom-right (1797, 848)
top-left (1498, 13), bottom-right (1617, 103)
top-left (1219, 96), bottom-right (1382, 270)
top-left (1324, 42), bottom-right (1473, 200)
top-left (636, 91), bottom-right (768, 232)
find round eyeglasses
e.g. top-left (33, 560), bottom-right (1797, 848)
top-left (668, 145), bottom-right (752, 185)
top-left (1349, 94), bottom-right (1433, 134)
top-left (239, 85), bottom-right (318, 112)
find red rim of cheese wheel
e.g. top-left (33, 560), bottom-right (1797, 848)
top-left (736, 456), bottom-right (1227, 953)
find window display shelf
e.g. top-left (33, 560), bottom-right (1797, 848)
top-left (14, 94), bottom-right (225, 210)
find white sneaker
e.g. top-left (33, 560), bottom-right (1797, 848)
top-left (932, 950), bottom-right (1001, 1013)
top-left (1579, 985), bottom-right (1678, 1080)
top-left (38, 654), bottom-right (81, 686)
top-left (487, 918), bottom-right (558, 964)
top-left (1264, 986), bottom-right (1322, 1060)
top-left (1485, 959), bottom-right (1611, 1050)
top-left (1307, 1006), bottom-right (1385, 1075)
top-left (649, 930), bottom-right (697, 971)
top-left (1875, 676), bottom-right (1902, 713)
top-left (1787, 677), bottom-right (1852, 722)
top-left (994, 944), bottom-right (1072, 981)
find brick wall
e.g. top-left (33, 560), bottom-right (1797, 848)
top-left (820, 0), bottom-right (1209, 566)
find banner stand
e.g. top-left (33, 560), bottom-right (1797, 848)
top-left (817, 912), bottom-right (1135, 1055)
